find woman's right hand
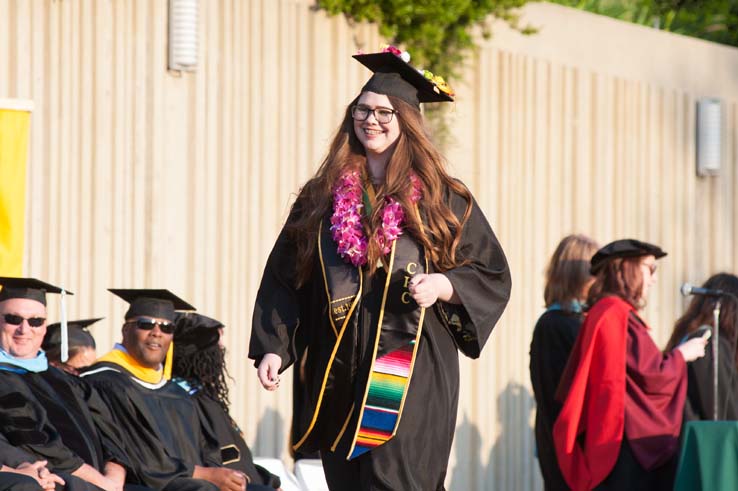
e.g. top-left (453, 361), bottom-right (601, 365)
top-left (257, 353), bottom-right (283, 391)
top-left (677, 337), bottom-right (708, 362)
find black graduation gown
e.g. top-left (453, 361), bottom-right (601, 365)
top-left (80, 363), bottom-right (219, 491)
top-left (189, 391), bottom-right (280, 490)
top-left (684, 335), bottom-right (738, 421)
top-left (529, 309), bottom-right (582, 491)
top-left (0, 436), bottom-right (40, 491)
top-left (0, 365), bottom-right (128, 475)
top-left (0, 473), bottom-right (41, 491)
top-left (0, 433), bottom-right (35, 468)
top-left (250, 187), bottom-right (511, 490)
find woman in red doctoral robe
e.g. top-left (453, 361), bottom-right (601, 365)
top-left (553, 239), bottom-right (708, 491)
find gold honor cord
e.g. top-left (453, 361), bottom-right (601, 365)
top-left (318, 221), bottom-right (339, 338)
top-left (292, 229), bottom-right (363, 451)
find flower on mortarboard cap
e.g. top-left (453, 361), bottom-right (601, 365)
top-left (355, 46), bottom-right (455, 105)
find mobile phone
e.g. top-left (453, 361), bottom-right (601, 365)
top-left (682, 325), bottom-right (712, 344)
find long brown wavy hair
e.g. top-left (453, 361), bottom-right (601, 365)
top-left (286, 94), bottom-right (473, 287)
top-left (666, 273), bottom-right (738, 367)
top-left (586, 256), bottom-right (648, 310)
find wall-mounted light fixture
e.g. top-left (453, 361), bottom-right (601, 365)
top-left (696, 98), bottom-right (722, 177)
top-left (168, 0), bottom-right (199, 72)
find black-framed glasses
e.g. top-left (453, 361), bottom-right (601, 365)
top-left (127, 318), bottom-right (175, 334)
top-left (351, 105), bottom-right (397, 124)
top-left (2, 314), bottom-right (46, 328)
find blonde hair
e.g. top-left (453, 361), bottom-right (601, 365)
top-left (544, 234), bottom-right (599, 310)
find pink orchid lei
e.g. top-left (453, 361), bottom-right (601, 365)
top-left (330, 171), bottom-right (422, 267)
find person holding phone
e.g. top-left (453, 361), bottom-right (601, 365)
top-left (666, 273), bottom-right (738, 420)
top-left (553, 239), bottom-right (708, 491)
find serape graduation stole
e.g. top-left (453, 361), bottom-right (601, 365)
top-left (347, 234), bottom-right (427, 459)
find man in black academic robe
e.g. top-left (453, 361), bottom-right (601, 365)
top-left (81, 289), bottom-right (247, 491)
top-left (0, 277), bottom-right (143, 491)
top-left (0, 433), bottom-right (63, 490)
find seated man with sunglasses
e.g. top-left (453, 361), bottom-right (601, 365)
top-left (81, 290), bottom-right (247, 491)
top-left (0, 277), bottom-right (141, 491)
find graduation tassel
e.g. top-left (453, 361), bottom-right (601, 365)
top-left (60, 287), bottom-right (69, 363)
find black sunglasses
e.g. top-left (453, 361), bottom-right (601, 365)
top-left (3, 314), bottom-right (46, 328)
top-left (127, 318), bottom-right (175, 334)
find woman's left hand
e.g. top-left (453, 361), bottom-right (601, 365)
top-left (408, 273), bottom-right (454, 308)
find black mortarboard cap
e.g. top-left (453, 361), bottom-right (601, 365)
top-left (0, 277), bottom-right (73, 306)
top-left (108, 289), bottom-right (195, 322)
top-left (590, 239), bottom-right (667, 274)
top-left (353, 52), bottom-right (454, 108)
top-left (43, 318), bottom-right (102, 351)
top-left (173, 312), bottom-right (223, 356)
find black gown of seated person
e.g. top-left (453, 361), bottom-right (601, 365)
top-left (81, 362), bottom-right (221, 491)
top-left (0, 365), bottom-right (129, 476)
top-left (0, 474), bottom-right (42, 491)
top-left (250, 189), bottom-right (511, 490)
top-left (187, 390), bottom-right (280, 490)
top-left (0, 433), bottom-right (41, 491)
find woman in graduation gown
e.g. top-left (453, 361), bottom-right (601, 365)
top-left (249, 47), bottom-right (511, 490)
top-left (666, 273), bottom-right (738, 420)
top-left (529, 234), bottom-right (598, 491)
top-left (553, 239), bottom-right (708, 491)
top-left (172, 313), bottom-right (281, 491)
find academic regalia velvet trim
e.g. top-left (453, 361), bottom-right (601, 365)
top-left (0, 365), bottom-right (128, 475)
top-left (0, 433), bottom-right (36, 468)
top-left (554, 296), bottom-right (687, 490)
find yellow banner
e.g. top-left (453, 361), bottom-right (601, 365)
top-left (0, 106), bottom-right (32, 276)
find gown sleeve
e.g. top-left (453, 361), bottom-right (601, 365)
top-left (249, 202), bottom-right (304, 371)
top-left (0, 377), bottom-right (84, 473)
top-left (191, 396), bottom-right (226, 468)
top-left (0, 432), bottom-right (36, 467)
top-left (623, 312), bottom-right (687, 469)
top-left (67, 375), bottom-right (132, 469)
top-left (86, 374), bottom-right (195, 489)
top-left (435, 189), bottom-right (512, 358)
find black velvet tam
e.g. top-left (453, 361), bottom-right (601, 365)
top-left (590, 239), bottom-right (667, 274)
